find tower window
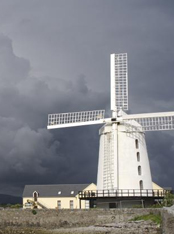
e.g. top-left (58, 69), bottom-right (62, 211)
top-left (139, 180), bottom-right (143, 190)
top-left (135, 139), bottom-right (139, 149)
top-left (137, 152), bottom-right (140, 162)
top-left (138, 166), bottom-right (142, 175)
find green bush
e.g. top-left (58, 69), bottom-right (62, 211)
top-left (10, 204), bottom-right (22, 209)
top-left (0, 203), bottom-right (22, 208)
top-left (32, 209), bottom-right (37, 215)
top-left (163, 192), bottom-right (174, 207)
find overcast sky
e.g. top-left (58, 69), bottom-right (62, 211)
top-left (0, 0), bottom-right (174, 196)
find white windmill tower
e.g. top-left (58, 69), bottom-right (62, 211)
top-left (47, 53), bottom-right (174, 192)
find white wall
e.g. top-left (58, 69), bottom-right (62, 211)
top-left (23, 183), bottom-right (97, 209)
top-left (97, 122), bottom-right (153, 191)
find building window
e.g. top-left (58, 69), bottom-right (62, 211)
top-left (135, 139), bottom-right (139, 149)
top-left (138, 166), bottom-right (142, 175)
top-left (85, 200), bottom-right (90, 209)
top-left (57, 200), bottom-right (61, 209)
top-left (140, 180), bottom-right (143, 190)
top-left (137, 152), bottom-right (140, 161)
top-left (70, 200), bottom-right (74, 209)
top-left (33, 191), bottom-right (39, 202)
top-left (109, 203), bottom-right (117, 208)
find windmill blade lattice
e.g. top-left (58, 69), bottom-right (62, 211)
top-left (47, 110), bottom-right (105, 129)
top-left (110, 53), bottom-right (128, 112)
top-left (123, 112), bottom-right (174, 131)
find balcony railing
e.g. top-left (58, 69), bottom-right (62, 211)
top-left (79, 189), bottom-right (167, 199)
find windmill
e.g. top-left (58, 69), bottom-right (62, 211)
top-left (47, 53), bottom-right (174, 192)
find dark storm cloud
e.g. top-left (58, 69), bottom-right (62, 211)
top-left (0, 33), bottom-right (108, 195)
top-left (146, 131), bottom-right (174, 187)
top-left (0, 0), bottom-right (173, 195)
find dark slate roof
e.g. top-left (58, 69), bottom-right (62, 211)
top-left (23, 184), bottom-right (91, 197)
top-left (163, 187), bottom-right (172, 191)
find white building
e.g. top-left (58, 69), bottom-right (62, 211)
top-left (23, 183), bottom-right (96, 209)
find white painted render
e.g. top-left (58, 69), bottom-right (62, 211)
top-left (97, 121), bottom-right (153, 191)
top-left (23, 197), bottom-right (80, 209)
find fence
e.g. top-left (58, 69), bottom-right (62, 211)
top-left (79, 189), bottom-right (166, 199)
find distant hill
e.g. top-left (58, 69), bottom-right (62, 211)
top-left (0, 194), bottom-right (22, 205)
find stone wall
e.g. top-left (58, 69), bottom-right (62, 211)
top-left (2, 207), bottom-right (174, 233)
top-left (0, 208), bottom-right (162, 233)
top-left (0, 208), bottom-right (154, 228)
top-left (162, 206), bottom-right (174, 234)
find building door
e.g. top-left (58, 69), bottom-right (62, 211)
top-left (85, 200), bottom-right (90, 209)
top-left (109, 203), bottom-right (116, 208)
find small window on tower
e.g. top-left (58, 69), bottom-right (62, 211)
top-left (138, 166), bottom-right (142, 175)
top-left (137, 152), bottom-right (140, 162)
top-left (140, 180), bottom-right (143, 190)
top-left (135, 139), bottom-right (139, 149)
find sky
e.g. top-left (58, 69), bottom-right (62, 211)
top-left (0, 0), bottom-right (174, 196)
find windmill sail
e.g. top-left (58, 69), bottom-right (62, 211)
top-left (47, 110), bottom-right (105, 129)
top-left (123, 111), bottom-right (174, 131)
top-left (110, 53), bottom-right (128, 112)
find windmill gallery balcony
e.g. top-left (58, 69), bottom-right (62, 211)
top-left (78, 189), bottom-right (170, 208)
top-left (79, 189), bottom-right (166, 199)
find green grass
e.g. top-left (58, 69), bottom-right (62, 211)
top-left (131, 213), bottom-right (162, 225)
top-left (0, 203), bottom-right (22, 208)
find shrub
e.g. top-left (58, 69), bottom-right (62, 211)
top-left (10, 204), bottom-right (22, 209)
top-left (32, 209), bottom-right (37, 215)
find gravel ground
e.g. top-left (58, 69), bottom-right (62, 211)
top-left (51, 220), bottom-right (161, 234)
top-left (0, 220), bottom-right (161, 234)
